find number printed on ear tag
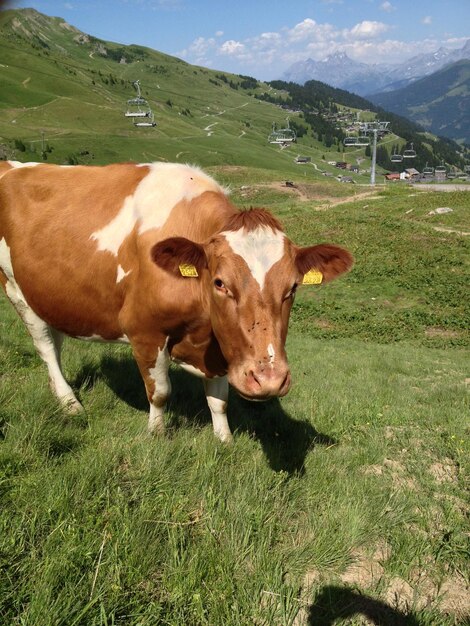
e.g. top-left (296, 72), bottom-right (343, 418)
top-left (179, 264), bottom-right (198, 277)
top-left (302, 269), bottom-right (323, 285)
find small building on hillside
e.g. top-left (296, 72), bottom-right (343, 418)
top-left (385, 172), bottom-right (400, 181)
top-left (404, 168), bottom-right (420, 179)
top-left (295, 156), bottom-right (311, 164)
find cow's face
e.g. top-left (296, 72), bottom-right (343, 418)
top-left (151, 210), bottom-right (353, 401)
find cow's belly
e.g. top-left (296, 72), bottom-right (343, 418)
top-left (5, 240), bottom-right (125, 340)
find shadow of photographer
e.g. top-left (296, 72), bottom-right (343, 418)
top-left (308, 585), bottom-right (422, 626)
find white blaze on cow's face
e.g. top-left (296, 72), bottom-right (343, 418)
top-left (222, 225), bottom-right (285, 290)
top-left (207, 224), bottom-right (297, 401)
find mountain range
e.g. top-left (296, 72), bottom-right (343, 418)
top-left (282, 40), bottom-right (470, 97)
top-left (368, 59), bottom-right (470, 144)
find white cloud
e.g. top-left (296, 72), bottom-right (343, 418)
top-left (380, 1), bottom-right (394, 12)
top-left (215, 30), bottom-right (224, 38)
top-left (349, 20), bottom-right (389, 39)
top-left (176, 14), bottom-right (462, 80)
top-left (422, 15), bottom-right (432, 25)
top-left (219, 40), bottom-right (246, 57)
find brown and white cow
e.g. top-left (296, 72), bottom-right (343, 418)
top-left (0, 161), bottom-right (353, 441)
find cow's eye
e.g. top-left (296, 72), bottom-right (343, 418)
top-left (284, 283), bottom-right (298, 300)
top-left (214, 278), bottom-right (226, 290)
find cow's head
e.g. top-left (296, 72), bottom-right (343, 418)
top-left (151, 209), bottom-right (353, 401)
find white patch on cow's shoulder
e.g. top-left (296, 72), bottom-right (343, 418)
top-left (116, 265), bottom-right (131, 283)
top-left (137, 163), bottom-right (226, 235)
top-left (222, 226), bottom-right (285, 290)
top-left (90, 163), bottom-right (227, 256)
top-left (91, 194), bottom-right (137, 256)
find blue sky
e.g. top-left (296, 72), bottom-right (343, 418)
top-left (6, 0), bottom-right (470, 79)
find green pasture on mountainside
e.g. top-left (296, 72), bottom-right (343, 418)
top-left (1, 174), bottom-right (469, 625)
top-left (0, 9), bottom-right (379, 177)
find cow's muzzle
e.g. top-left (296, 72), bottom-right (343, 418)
top-left (231, 365), bottom-right (291, 401)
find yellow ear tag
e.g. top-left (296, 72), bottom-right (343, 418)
top-left (179, 263), bottom-right (198, 277)
top-left (302, 269), bottom-right (323, 285)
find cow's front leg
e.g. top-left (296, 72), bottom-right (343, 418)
top-left (132, 337), bottom-right (171, 435)
top-left (203, 376), bottom-right (232, 443)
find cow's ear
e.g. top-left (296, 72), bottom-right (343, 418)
top-left (296, 244), bottom-right (353, 284)
top-left (151, 237), bottom-right (208, 278)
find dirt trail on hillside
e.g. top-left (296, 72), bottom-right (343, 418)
top-left (254, 182), bottom-right (383, 208)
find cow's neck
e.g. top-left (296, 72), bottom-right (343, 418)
top-left (168, 300), bottom-right (228, 378)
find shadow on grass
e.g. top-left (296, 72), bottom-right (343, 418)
top-left (74, 355), bottom-right (336, 475)
top-left (308, 586), bottom-right (421, 626)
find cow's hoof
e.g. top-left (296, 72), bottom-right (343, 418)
top-left (216, 431), bottom-right (233, 444)
top-left (148, 422), bottom-right (165, 437)
top-left (62, 396), bottom-right (84, 414)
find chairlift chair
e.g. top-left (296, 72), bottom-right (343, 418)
top-left (403, 143), bottom-right (416, 159)
top-left (356, 135), bottom-right (370, 146)
top-left (127, 97), bottom-right (148, 106)
top-left (276, 117), bottom-right (296, 143)
top-left (268, 121), bottom-right (291, 144)
top-left (435, 162), bottom-right (447, 175)
top-left (390, 153), bottom-right (403, 163)
top-left (134, 113), bottom-right (157, 128)
top-left (343, 137), bottom-right (358, 146)
top-left (125, 109), bottom-right (151, 118)
top-left (124, 79), bottom-right (153, 120)
top-left (423, 164), bottom-right (434, 176)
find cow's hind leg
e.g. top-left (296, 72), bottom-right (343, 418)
top-left (4, 283), bottom-right (83, 412)
top-left (203, 376), bottom-right (232, 443)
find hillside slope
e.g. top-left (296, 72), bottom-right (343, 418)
top-left (0, 8), bottom-right (316, 172)
top-left (369, 60), bottom-right (470, 144)
top-left (0, 8), bottom-right (467, 177)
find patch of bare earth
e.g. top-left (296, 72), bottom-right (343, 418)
top-left (340, 542), bottom-right (392, 590)
top-left (438, 573), bottom-right (470, 617)
top-left (425, 327), bottom-right (462, 339)
top-left (294, 542), bottom-right (470, 625)
top-left (428, 458), bottom-right (459, 483)
top-left (362, 459), bottom-right (417, 490)
top-left (313, 319), bottom-right (335, 330)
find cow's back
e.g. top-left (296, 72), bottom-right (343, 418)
top-left (0, 161), bottom-right (234, 339)
top-left (0, 163), bottom-right (150, 337)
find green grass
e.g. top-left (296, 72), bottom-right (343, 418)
top-left (1, 171), bottom-right (469, 625)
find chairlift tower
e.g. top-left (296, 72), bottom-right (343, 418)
top-left (360, 121), bottom-right (390, 186)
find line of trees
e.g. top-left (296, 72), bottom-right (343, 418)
top-left (260, 79), bottom-right (468, 170)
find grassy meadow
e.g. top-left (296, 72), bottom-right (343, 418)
top-left (1, 173), bottom-right (469, 626)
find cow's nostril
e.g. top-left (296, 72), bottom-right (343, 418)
top-left (247, 369), bottom-right (262, 388)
